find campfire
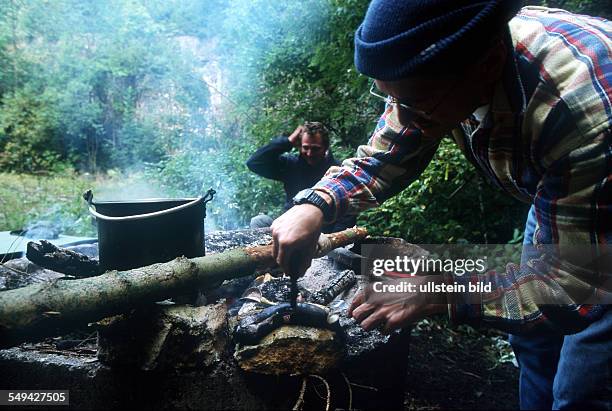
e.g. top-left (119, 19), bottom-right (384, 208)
top-left (0, 228), bottom-right (412, 410)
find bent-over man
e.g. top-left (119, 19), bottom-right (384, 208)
top-left (271, 2), bottom-right (611, 409)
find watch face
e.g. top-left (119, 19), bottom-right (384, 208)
top-left (294, 189), bottom-right (313, 203)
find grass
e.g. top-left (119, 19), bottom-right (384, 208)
top-left (0, 171), bottom-right (97, 236)
top-left (0, 169), bottom-right (198, 237)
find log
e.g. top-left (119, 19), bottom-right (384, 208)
top-left (26, 240), bottom-right (101, 278)
top-left (0, 227), bottom-right (367, 348)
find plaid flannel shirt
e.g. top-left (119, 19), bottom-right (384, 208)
top-left (313, 7), bottom-right (612, 334)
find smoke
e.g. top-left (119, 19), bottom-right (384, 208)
top-left (146, 0), bottom-right (333, 230)
top-left (199, 1), bottom-right (333, 229)
top-left (8, 0), bottom-right (333, 232)
top-left (91, 171), bottom-right (171, 201)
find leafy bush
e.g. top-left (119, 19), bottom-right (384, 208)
top-left (2, 0), bottom-right (604, 241)
top-left (208, 0), bottom-right (530, 241)
top-left (0, 88), bottom-right (70, 173)
top-left (0, 0), bottom-right (211, 173)
top-left (360, 139), bottom-right (529, 244)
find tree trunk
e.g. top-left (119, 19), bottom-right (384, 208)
top-left (0, 227), bottom-right (366, 348)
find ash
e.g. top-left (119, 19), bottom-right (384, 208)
top-left (305, 257), bottom-right (397, 360)
top-left (1, 228), bottom-right (397, 363)
top-left (229, 252), bottom-right (395, 360)
top-left (0, 229), bottom-right (411, 410)
top-left (205, 228), bottom-right (272, 254)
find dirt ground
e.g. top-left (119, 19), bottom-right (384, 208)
top-left (404, 319), bottom-right (519, 410)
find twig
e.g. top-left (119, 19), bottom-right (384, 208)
top-left (74, 332), bottom-right (97, 349)
top-left (349, 382), bottom-right (379, 391)
top-left (311, 380), bottom-right (326, 400)
top-left (0, 262), bottom-right (28, 276)
top-left (309, 375), bottom-right (331, 411)
top-left (341, 372), bottom-right (353, 410)
top-left (444, 173), bottom-right (476, 200)
top-left (459, 369), bottom-right (482, 379)
top-left (34, 348), bottom-right (95, 357)
top-left (438, 354), bottom-right (457, 364)
top-left (292, 377), bottom-right (307, 411)
top-left (1, 233), bottom-right (25, 265)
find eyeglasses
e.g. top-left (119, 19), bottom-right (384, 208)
top-left (369, 78), bottom-right (461, 118)
top-left (369, 82), bottom-right (415, 112)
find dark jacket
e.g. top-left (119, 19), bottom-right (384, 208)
top-left (246, 136), bottom-right (356, 232)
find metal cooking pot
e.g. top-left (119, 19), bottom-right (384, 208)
top-left (83, 189), bottom-right (215, 271)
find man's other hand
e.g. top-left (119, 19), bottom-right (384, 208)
top-left (348, 276), bottom-right (446, 334)
top-left (271, 204), bottom-right (323, 278)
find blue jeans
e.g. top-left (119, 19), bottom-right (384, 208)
top-left (509, 206), bottom-right (612, 409)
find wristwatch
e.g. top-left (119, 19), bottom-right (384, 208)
top-left (292, 189), bottom-right (334, 222)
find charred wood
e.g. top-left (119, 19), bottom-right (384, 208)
top-left (26, 240), bottom-right (101, 278)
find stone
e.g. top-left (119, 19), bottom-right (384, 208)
top-left (234, 325), bottom-right (342, 375)
top-left (147, 303), bottom-right (229, 370)
top-left (96, 302), bottom-right (228, 371)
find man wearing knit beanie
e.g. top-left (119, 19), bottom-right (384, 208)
top-left (272, 1), bottom-right (611, 409)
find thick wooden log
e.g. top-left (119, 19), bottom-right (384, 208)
top-left (0, 227), bottom-right (367, 348)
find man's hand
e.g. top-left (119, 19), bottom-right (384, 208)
top-left (288, 125), bottom-right (305, 148)
top-left (271, 204), bottom-right (323, 278)
top-left (348, 276), bottom-right (446, 334)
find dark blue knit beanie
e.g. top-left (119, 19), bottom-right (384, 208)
top-left (355, 0), bottom-right (523, 80)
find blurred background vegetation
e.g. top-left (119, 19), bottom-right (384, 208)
top-left (0, 0), bottom-right (609, 240)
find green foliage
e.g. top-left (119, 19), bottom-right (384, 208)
top-left (528, 0), bottom-right (612, 18)
top-left (219, 0), bottom-right (378, 149)
top-left (360, 139), bottom-right (529, 243)
top-left (205, 0), bottom-right (530, 239)
top-left (146, 134), bottom-right (285, 229)
top-left (187, 0), bottom-right (381, 228)
top-left (0, 87), bottom-right (71, 173)
top-left (0, 0), bottom-right (211, 173)
top-left (0, 0), bottom-right (602, 240)
top-left (143, 0), bottom-right (227, 39)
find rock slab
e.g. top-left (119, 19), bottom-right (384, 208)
top-left (234, 325), bottom-right (342, 375)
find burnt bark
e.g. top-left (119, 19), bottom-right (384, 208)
top-left (0, 227), bottom-right (367, 348)
top-left (26, 240), bottom-right (101, 278)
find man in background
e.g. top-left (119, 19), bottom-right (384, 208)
top-left (247, 121), bottom-right (355, 233)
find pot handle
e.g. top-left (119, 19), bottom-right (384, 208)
top-left (82, 189), bottom-right (216, 222)
top-left (202, 188), bottom-right (216, 205)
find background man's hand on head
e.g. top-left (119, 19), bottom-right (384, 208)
top-left (288, 125), bottom-right (305, 148)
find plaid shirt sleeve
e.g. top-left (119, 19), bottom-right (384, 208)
top-left (446, 8), bottom-right (612, 335)
top-left (313, 104), bottom-right (440, 221)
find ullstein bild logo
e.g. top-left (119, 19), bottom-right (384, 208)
top-left (371, 255), bottom-right (488, 277)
